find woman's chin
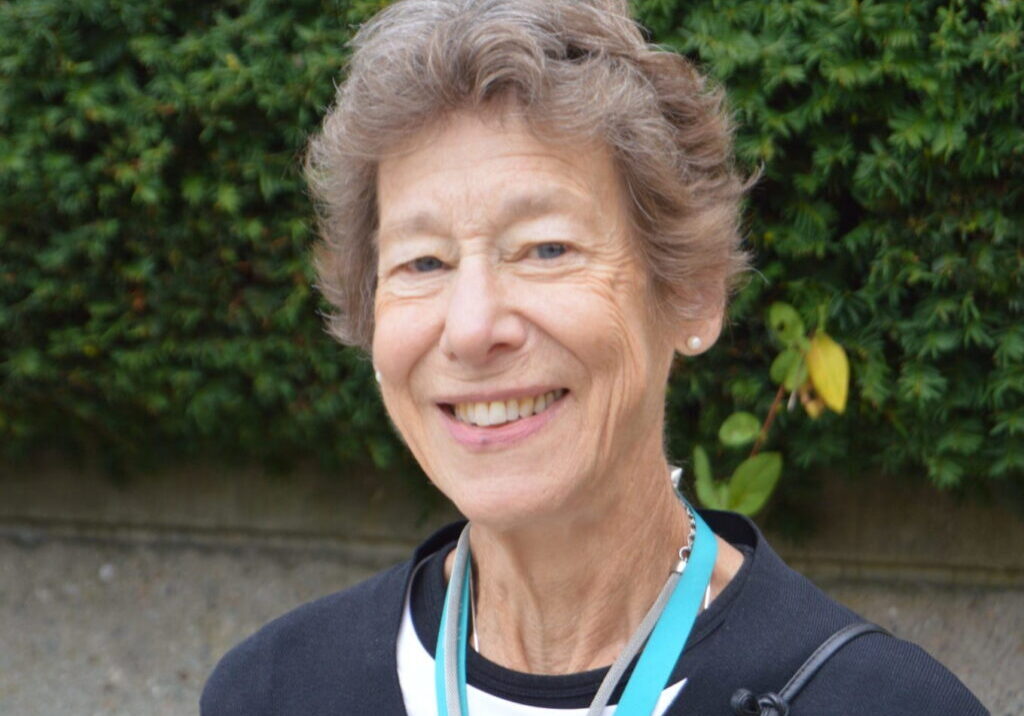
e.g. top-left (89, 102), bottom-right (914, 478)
top-left (445, 475), bottom-right (579, 532)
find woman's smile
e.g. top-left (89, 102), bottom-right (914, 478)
top-left (439, 388), bottom-right (569, 449)
top-left (446, 387), bottom-right (567, 427)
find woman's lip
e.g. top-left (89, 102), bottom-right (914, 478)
top-left (439, 392), bottom-right (566, 450)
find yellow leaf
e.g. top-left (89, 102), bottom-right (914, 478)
top-left (806, 332), bottom-right (849, 413)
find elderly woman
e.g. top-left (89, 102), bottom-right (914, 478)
top-left (202, 1), bottom-right (986, 714)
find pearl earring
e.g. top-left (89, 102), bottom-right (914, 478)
top-left (686, 336), bottom-right (702, 351)
top-left (374, 369), bottom-right (382, 383)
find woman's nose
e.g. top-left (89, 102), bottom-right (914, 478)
top-left (439, 259), bottom-right (526, 366)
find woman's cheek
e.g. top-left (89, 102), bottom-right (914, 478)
top-left (530, 270), bottom-right (648, 357)
top-left (373, 292), bottom-right (440, 378)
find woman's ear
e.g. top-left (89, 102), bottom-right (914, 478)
top-left (673, 309), bottom-right (723, 357)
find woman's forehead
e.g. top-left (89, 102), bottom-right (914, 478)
top-left (376, 111), bottom-right (623, 234)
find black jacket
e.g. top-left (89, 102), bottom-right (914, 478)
top-left (201, 510), bottom-right (988, 715)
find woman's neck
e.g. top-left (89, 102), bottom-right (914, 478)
top-left (444, 461), bottom-right (744, 675)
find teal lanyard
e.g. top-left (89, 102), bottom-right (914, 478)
top-left (435, 504), bottom-right (718, 716)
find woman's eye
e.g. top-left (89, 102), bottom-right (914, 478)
top-left (409, 256), bottom-right (444, 273)
top-left (533, 243), bottom-right (567, 260)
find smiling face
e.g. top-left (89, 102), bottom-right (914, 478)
top-left (373, 109), bottom-right (709, 529)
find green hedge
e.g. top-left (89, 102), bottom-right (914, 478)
top-left (647, 0), bottom-right (1024, 505)
top-left (0, 0), bottom-right (399, 473)
top-left (1, 1), bottom-right (1021, 505)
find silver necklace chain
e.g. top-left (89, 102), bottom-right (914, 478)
top-left (676, 503), bottom-right (698, 568)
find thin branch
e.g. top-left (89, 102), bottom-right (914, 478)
top-left (750, 382), bottom-right (787, 458)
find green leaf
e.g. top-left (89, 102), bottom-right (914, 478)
top-left (925, 455), bottom-right (963, 488)
top-left (693, 445), bottom-right (726, 510)
top-left (770, 348), bottom-right (807, 390)
top-left (727, 452), bottom-right (783, 516)
top-left (897, 363), bottom-right (948, 403)
top-left (693, 444), bottom-right (712, 484)
top-left (767, 303), bottom-right (805, 346)
top-left (182, 176), bottom-right (206, 206)
top-left (215, 184), bottom-right (242, 214)
top-left (718, 411), bottom-right (761, 447)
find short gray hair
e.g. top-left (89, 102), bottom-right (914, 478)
top-left (306, 0), bottom-right (750, 350)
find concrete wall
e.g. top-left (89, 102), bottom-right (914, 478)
top-left (3, 458), bottom-right (1022, 583)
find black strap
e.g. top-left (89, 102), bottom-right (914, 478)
top-left (730, 621), bottom-right (891, 715)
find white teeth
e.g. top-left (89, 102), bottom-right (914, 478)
top-left (452, 389), bottom-right (565, 427)
top-left (487, 401), bottom-right (507, 426)
top-left (518, 395), bottom-right (534, 418)
top-left (473, 402), bottom-right (489, 426)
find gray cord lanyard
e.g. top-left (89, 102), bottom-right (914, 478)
top-left (584, 565), bottom-right (685, 715)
